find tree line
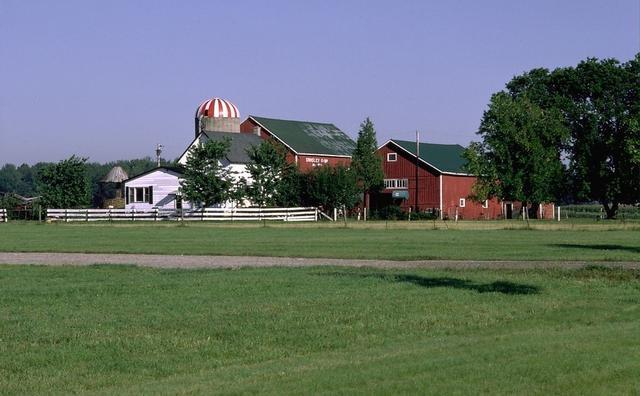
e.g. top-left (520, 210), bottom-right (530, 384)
top-left (0, 157), bottom-right (161, 210)
top-left (465, 54), bottom-right (640, 218)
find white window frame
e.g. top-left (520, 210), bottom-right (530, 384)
top-left (387, 153), bottom-right (397, 162)
top-left (384, 178), bottom-right (408, 189)
top-left (482, 199), bottom-right (489, 209)
top-left (459, 198), bottom-right (466, 208)
top-left (129, 187), bottom-right (150, 203)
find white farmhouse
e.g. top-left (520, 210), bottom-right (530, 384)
top-left (124, 98), bottom-right (262, 211)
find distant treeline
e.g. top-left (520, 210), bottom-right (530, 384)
top-left (0, 157), bottom-right (165, 206)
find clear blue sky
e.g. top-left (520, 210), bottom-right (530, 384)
top-left (1, 0), bottom-right (638, 165)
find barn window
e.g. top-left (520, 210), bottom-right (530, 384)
top-left (459, 198), bottom-right (466, 207)
top-left (384, 178), bottom-right (408, 189)
top-left (482, 199), bottom-right (489, 209)
top-left (387, 153), bottom-right (397, 162)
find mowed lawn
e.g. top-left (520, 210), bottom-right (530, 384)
top-left (1, 265), bottom-right (639, 394)
top-left (0, 221), bottom-right (639, 261)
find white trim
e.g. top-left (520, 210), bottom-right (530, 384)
top-left (124, 167), bottom-right (183, 184)
top-left (459, 198), bottom-right (466, 208)
top-left (387, 152), bottom-right (397, 162)
top-left (177, 133), bottom-right (202, 165)
top-left (439, 175), bottom-right (443, 219)
top-left (441, 171), bottom-right (474, 176)
top-left (129, 186), bottom-right (150, 203)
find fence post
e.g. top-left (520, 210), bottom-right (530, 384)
top-left (557, 206), bottom-right (561, 222)
top-left (86, 209), bottom-right (89, 222)
top-left (132, 208), bottom-right (135, 221)
top-left (154, 208), bottom-right (158, 221)
top-left (315, 207), bottom-right (318, 221)
top-left (333, 208), bottom-right (337, 221)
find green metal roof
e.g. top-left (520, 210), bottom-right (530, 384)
top-left (250, 116), bottom-right (356, 156)
top-left (391, 139), bottom-right (469, 174)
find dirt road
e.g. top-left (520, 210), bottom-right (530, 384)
top-left (0, 252), bottom-right (638, 269)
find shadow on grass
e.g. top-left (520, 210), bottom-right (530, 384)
top-left (323, 272), bottom-right (540, 295)
top-left (552, 243), bottom-right (640, 254)
top-left (574, 265), bottom-right (640, 282)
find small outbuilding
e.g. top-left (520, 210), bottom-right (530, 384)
top-left (124, 167), bottom-right (185, 211)
top-left (100, 166), bottom-right (129, 208)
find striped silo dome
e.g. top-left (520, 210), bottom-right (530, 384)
top-left (196, 98), bottom-right (240, 119)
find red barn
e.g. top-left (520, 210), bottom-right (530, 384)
top-left (374, 139), bottom-right (503, 220)
top-left (240, 116), bottom-right (355, 172)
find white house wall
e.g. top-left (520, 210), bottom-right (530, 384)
top-left (124, 169), bottom-right (189, 211)
top-left (125, 165), bottom-right (253, 211)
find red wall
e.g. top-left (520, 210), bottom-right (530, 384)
top-left (240, 118), bottom-right (351, 172)
top-left (377, 143), bottom-right (504, 219)
top-left (378, 145), bottom-right (439, 211)
top-left (441, 175), bottom-right (502, 220)
top-left (296, 155), bottom-right (351, 172)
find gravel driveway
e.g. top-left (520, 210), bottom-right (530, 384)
top-left (0, 252), bottom-right (638, 269)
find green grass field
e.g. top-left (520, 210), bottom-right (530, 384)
top-left (1, 265), bottom-right (639, 394)
top-left (2, 222), bottom-right (639, 393)
top-left (0, 221), bottom-right (639, 261)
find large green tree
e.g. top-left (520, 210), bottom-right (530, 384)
top-left (244, 140), bottom-right (301, 207)
top-left (37, 155), bottom-right (91, 208)
top-left (471, 54), bottom-right (640, 219)
top-left (464, 93), bottom-right (568, 217)
top-left (303, 165), bottom-right (359, 212)
top-left (180, 139), bottom-right (233, 207)
top-left (351, 117), bottom-right (384, 209)
top-left (558, 57), bottom-right (640, 218)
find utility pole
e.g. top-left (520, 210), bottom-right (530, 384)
top-left (155, 144), bottom-right (164, 167)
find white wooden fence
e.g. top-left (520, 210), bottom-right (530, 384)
top-left (46, 207), bottom-right (318, 222)
top-left (0, 209), bottom-right (7, 223)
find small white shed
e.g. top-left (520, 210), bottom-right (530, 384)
top-left (124, 167), bottom-right (187, 211)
